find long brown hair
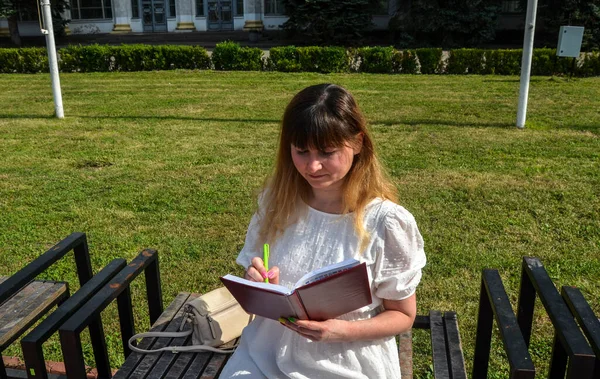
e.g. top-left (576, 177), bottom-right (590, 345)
top-left (257, 84), bottom-right (397, 252)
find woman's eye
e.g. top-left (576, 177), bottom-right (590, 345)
top-left (321, 150), bottom-right (335, 156)
top-left (296, 150), bottom-right (308, 155)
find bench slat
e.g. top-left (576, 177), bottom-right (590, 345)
top-left (113, 292), bottom-right (193, 378)
top-left (128, 293), bottom-right (197, 378)
top-left (430, 310), bottom-right (451, 379)
top-left (181, 352), bottom-right (213, 379)
top-left (146, 328), bottom-right (194, 378)
top-left (0, 281), bottom-right (68, 348)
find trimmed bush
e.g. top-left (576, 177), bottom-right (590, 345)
top-left (159, 45), bottom-right (211, 70)
top-left (59, 44), bottom-right (211, 72)
top-left (578, 52), bottom-right (600, 77)
top-left (0, 48), bottom-right (48, 73)
top-left (484, 49), bottom-right (521, 75)
top-left (60, 44), bottom-right (110, 72)
top-left (416, 48), bottom-right (443, 74)
top-left (355, 46), bottom-right (394, 74)
top-left (531, 48), bottom-right (571, 76)
top-left (212, 41), bottom-right (263, 71)
top-left (267, 46), bottom-right (301, 72)
top-left (446, 49), bottom-right (486, 74)
top-left (297, 46), bottom-right (349, 73)
top-left (392, 50), bottom-right (418, 74)
top-left (1, 44), bottom-right (599, 77)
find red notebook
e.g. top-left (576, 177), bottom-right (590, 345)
top-left (220, 259), bottom-right (372, 321)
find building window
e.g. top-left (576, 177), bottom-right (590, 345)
top-left (131, 0), bottom-right (139, 18)
top-left (264, 0), bottom-right (284, 15)
top-left (70, 0), bottom-right (113, 19)
top-left (169, 0), bottom-right (176, 16)
top-left (235, 0), bottom-right (243, 16)
top-left (373, 0), bottom-right (389, 15)
top-left (502, 0), bottom-right (521, 13)
top-left (196, 0), bottom-right (204, 16)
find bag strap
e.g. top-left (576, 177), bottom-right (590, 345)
top-left (127, 330), bottom-right (238, 354)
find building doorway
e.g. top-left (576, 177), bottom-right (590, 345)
top-left (142, 0), bottom-right (167, 32)
top-left (207, 0), bottom-right (233, 30)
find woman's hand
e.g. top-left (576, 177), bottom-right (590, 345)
top-left (280, 294), bottom-right (418, 343)
top-left (245, 256), bottom-right (280, 285)
top-left (280, 318), bottom-right (351, 343)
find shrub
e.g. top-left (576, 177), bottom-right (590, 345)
top-left (355, 46), bottom-right (394, 74)
top-left (59, 44), bottom-right (110, 72)
top-left (484, 49), bottom-right (521, 75)
top-left (160, 45), bottom-right (211, 70)
top-left (416, 48), bottom-right (443, 74)
top-left (58, 44), bottom-right (211, 72)
top-left (297, 46), bottom-right (349, 73)
top-left (0, 49), bottom-right (24, 73)
top-left (392, 50), bottom-right (418, 74)
top-left (446, 49), bottom-right (486, 74)
top-left (267, 46), bottom-right (301, 72)
top-left (212, 41), bottom-right (263, 71)
top-left (578, 51), bottom-right (600, 77)
top-left (0, 48), bottom-right (48, 73)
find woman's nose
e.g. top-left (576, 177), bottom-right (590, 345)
top-left (307, 157), bottom-right (322, 172)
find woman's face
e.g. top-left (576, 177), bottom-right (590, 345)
top-left (291, 141), bottom-right (361, 193)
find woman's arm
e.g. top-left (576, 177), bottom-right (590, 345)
top-left (282, 294), bottom-right (417, 342)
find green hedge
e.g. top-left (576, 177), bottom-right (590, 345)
top-left (415, 48), bottom-right (443, 74)
top-left (267, 46), bottom-right (302, 72)
top-left (355, 46), bottom-right (395, 74)
top-left (59, 44), bottom-right (211, 72)
top-left (297, 46), bottom-right (349, 73)
top-left (1, 44), bottom-right (599, 76)
top-left (0, 48), bottom-right (48, 73)
top-left (212, 41), bottom-right (262, 71)
top-left (447, 49), bottom-right (486, 74)
top-left (579, 51), bottom-right (600, 77)
top-left (485, 49), bottom-right (521, 75)
top-left (392, 50), bottom-right (418, 74)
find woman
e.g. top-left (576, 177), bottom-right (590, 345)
top-left (220, 83), bottom-right (426, 378)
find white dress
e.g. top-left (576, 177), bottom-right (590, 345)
top-left (219, 198), bottom-right (427, 379)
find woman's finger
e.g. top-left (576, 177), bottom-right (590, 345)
top-left (245, 266), bottom-right (264, 282)
top-left (250, 257), bottom-right (268, 279)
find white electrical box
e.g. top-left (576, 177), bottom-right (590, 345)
top-left (557, 26), bottom-right (584, 57)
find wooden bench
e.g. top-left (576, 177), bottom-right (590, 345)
top-left (0, 277), bottom-right (68, 376)
top-left (113, 292), bottom-right (467, 379)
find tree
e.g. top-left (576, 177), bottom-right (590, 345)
top-left (0, 0), bottom-right (69, 46)
top-left (282, 0), bottom-right (384, 46)
top-left (519, 0), bottom-right (600, 50)
top-left (389, 0), bottom-right (503, 48)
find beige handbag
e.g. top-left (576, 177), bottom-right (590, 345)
top-left (128, 287), bottom-right (252, 354)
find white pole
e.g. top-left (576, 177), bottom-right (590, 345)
top-left (40, 0), bottom-right (64, 118)
top-left (516, 0), bottom-right (538, 129)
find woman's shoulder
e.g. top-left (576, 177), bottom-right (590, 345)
top-left (366, 198), bottom-right (418, 229)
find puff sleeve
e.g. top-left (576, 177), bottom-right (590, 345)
top-left (372, 206), bottom-right (427, 301)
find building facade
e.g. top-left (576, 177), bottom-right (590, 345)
top-left (0, 0), bottom-right (521, 37)
top-left (0, 0), bottom-right (398, 37)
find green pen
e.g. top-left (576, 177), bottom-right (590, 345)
top-left (263, 243), bottom-right (270, 283)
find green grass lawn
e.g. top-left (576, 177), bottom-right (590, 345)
top-left (1, 71), bottom-right (599, 377)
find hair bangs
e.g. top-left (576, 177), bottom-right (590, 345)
top-left (287, 105), bottom-right (351, 151)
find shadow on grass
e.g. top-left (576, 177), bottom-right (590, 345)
top-left (2, 114), bottom-right (511, 128)
top-left (2, 114), bottom-right (597, 134)
top-left (0, 114), bottom-right (56, 119)
top-left (0, 114), bottom-right (281, 123)
top-left (376, 119), bottom-right (515, 129)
